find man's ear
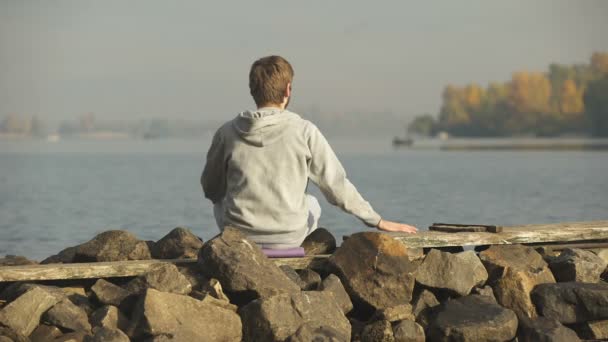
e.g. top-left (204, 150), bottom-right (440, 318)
top-left (286, 82), bottom-right (291, 98)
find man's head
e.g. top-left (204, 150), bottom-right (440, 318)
top-left (249, 55), bottom-right (294, 109)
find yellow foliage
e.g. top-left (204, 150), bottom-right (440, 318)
top-left (591, 52), bottom-right (608, 74)
top-left (559, 79), bottom-right (584, 115)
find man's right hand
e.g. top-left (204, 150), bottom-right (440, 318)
top-left (376, 219), bottom-right (418, 233)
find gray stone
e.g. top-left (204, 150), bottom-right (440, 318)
top-left (42, 299), bottom-right (92, 332)
top-left (392, 320), bottom-right (425, 342)
top-left (151, 227), bottom-right (203, 259)
top-left (415, 249), bottom-right (488, 296)
top-left (197, 228), bottom-right (300, 305)
top-left (329, 232), bottom-right (416, 315)
top-left (361, 320), bottom-right (394, 342)
top-left (177, 265), bottom-right (208, 291)
top-left (0, 286), bottom-right (61, 336)
top-left (574, 319), bottom-right (608, 340)
top-left (73, 230), bottom-right (151, 262)
top-left (84, 327), bottom-right (129, 342)
top-left (411, 289), bottom-right (440, 317)
top-left (199, 277), bottom-right (230, 301)
top-left (29, 324), bottom-right (63, 342)
top-left (54, 331), bottom-right (90, 342)
top-left (531, 282), bottom-right (608, 324)
top-left (89, 305), bottom-right (128, 331)
top-left (129, 288), bottom-right (241, 341)
top-left (319, 274), bottom-right (353, 314)
top-left (239, 291), bottom-right (351, 342)
top-left (124, 263), bottom-right (192, 295)
top-left (480, 244), bottom-right (555, 318)
top-left (0, 255), bottom-right (37, 266)
top-left (301, 228), bottom-right (336, 255)
top-left (428, 295), bottom-right (518, 342)
top-left (285, 323), bottom-right (348, 342)
top-left (471, 285), bottom-right (497, 302)
top-left (196, 292), bottom-right (238, 312)
top-left (548, 248), bottom-right (607, 282)
top-left (0, 283), bottom-right (65, 303)
top-left (91, 279), bottom-right (131, 307)
top-left (517, 316), bottom-right (581, 342)
top-left (41, 246), bottom-right (78, 264)
top-left (296, 268), bottom-right (321, 290)
top-left (0, 327), bottom-right (29, 342)
top-left (280, 265), bottom-right (307, 289)
top-left (372, 304), bottom-right (415, 322)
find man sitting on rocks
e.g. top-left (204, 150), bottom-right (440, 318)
top-left (201, 55), bottom-right (417, 249)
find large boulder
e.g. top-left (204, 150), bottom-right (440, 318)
top-left (531, 282), bottom-right (608, 324)
top-left (73, 230), bottom-right (151, 262)
top-left (29, 324), bottom-right (63, 341)
top-left (129, 288), bottom-right (241, 341)
top-left (548, 248), bottom-right (607, 283)
top-left (90, 279), bottom-right (131, 307)
top-left (517, 316), bottom-right (580, 342)
top-left (415, 249), bottom-right (488, 296)
top-left (319, 274), bottom-right (353, 314)
top-left (480, 244), bottom-right (555, 318)
top-left (89, 305), bottom-right (128, 331)
top-left (197, 228), bottom-right (300, 304)
top-left (574, 319), bottom-right (608, 340)
top-left (0, 286), bottom-right (60, 336)
top-left (124, 263), bottom-right (192, 295)
top-left (239, 291), bottom-right (351, 342)
top-left (42, 299), bottom-right (91, 333)
top-left (151, 227), bottom-right (203, 259)
top-left (301, 228), bottom-right (337, 255)
top-left (41, 246), bottom-right (78, 264)
top-left (411, 289), bottom-right (440, 329)
top-left (329, 232), bottom-right (416, 315)
top-left (392, 320), bottom-right (425, 342)
top-left (428, 295), bottom-right (518, 342)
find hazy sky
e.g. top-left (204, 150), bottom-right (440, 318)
top-left (1, 0), bottom-right (607, 123)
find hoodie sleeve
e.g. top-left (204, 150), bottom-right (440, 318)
top-left (306, 123), bottom-right (382, 227)
top-left (201, 127), bottom-right (226, 204)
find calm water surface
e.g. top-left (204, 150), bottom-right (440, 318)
top-left (1, 139), bottom-right (607, 261)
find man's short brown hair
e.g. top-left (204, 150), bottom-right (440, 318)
top-left (249, 56), bottom-right (294, 107)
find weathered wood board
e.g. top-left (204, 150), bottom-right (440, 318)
top-left (391, 220), bottom-right (608, 248)
top-left (0, 256), bottom-right (330, 282)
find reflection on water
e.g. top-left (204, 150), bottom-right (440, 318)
top-left (1, 138), bottom-right (607, 260)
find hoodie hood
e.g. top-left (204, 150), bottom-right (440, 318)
top-left (232, 108), bottom-right (300, 147)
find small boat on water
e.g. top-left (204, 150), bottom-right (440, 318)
top-left (392, 136), bottom-right (413, 147)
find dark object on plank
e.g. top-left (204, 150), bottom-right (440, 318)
top-left (429, 223), bottom-right (503, 233)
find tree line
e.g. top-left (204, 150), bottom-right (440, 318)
top-left (408, 52), bottom-right (608, 137)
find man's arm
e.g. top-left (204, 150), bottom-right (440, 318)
top-left (201, 128), bottom-right (226, 204)
top-left (307, 124), bottom-right (416, 233)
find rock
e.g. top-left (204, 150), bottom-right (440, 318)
top-left (41, 246), bottom-right (78, 264)
top-left (415, 249), bottom-right (488, 296)
top-left (197, 228), bottom-right (300, 305)
top-left (285, 323), bottom-right (347, 342)
top-left (0, 255), bottom-right (37, 266)
top-left (428, 295), bottom-right (518, 342)
top-left (301, 228), bottom-right (337, 255)
top-left (0, 286), bottom-right (61, 336)
top-left (329, 232), bottom-right (416, 315)
top-left (151, 227), bottom-right (203, 259)
top-left (73, 230), bottom-right (151, 262)
top-left (479, 244), bottom-right (549, 283)
top-left (392, 320), bottom-right (425, 342)
top-left (517, 316), bottom-right (580, 342)
top-left (196, 292), bottom-right (238, 312)
top-left (0, 283), bottom-right (65, 303)
top-left (90, 279), bottom-right (131, 307)
top-left (296, 269), bottom-right (321, 290)
top-left (84, 327), bottom-right (129, 342)
top-left (361, 320), bottom-right (394, 342)
top-left (54, 331), bottom-right (90, 342)
top-left (319, 274), bottom-right (353, 314)
top-left (548, 248), bottom-right (607, 283)
top-left (531, 282), bottom-right (608, 324)
top-left (349, 318), bottom-right (366, 342)
top-left (0, 327), bottom-right (29, 342)
top-left (411, 289), bottom-right (440, 317)
top-left (42, 299), bottom-right (91, 333)
top-left (124, 263), bottom-right (192, 295)
top-left (29, 324), bottom-right (63, 342)
top-left (199, 278), bottom-right (230, 301)
top-left (239, 291), bottom-right (351, 342)
top-left (472, 285), bottom-right (497, 302)
top-left (65, 293), bottom-right (95, 316)
top-left (89, 306), bottom-right (128, 331)
top-left (130, 288), bottom-right (241, 341)
top-left (280, 265), bottom-right (307, 289)
top-left (479, 244), bottom-right (555, 318)
top-left (373, 304), bottom-right (415, 322)
top-left (177, 265), bottom-right (208, 291)
top-left (574, 319), bottom-right (608, 340)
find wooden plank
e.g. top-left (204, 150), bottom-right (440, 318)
top-left (0, 255), bottom-right (330, 282)
top-left (391, 220), bottom-right (608, 248)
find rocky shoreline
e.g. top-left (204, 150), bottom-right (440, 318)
top-left (0, 227), bottom-right (607, 341)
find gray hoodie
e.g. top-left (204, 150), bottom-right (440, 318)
top-left (201, 108), bottom-right (381, 246)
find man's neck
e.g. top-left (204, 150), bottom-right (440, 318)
top-left (257, 103), bottom-right (285, 110)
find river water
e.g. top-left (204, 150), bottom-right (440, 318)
top-left (1, 138), bottom-right (607, 261)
